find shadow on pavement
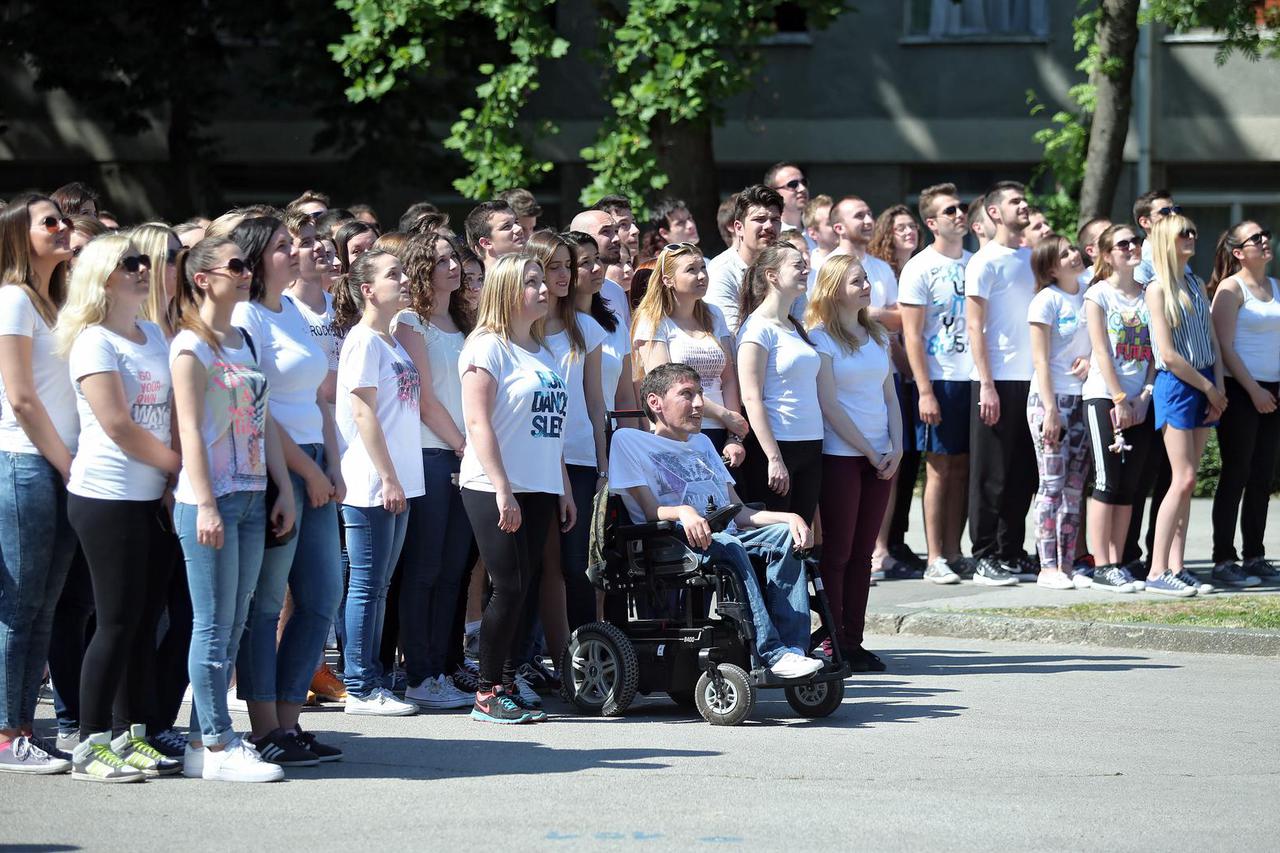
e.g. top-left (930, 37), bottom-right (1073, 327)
top-left (882, 648), bottom-right (1177, 675)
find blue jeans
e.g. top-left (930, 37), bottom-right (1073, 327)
top-left (0, 452), bottom-right (78, 729)
top-left (237, 444), bottom-right (343, 704)
top-left (399, 450), bottom-right (472, 686)
top-left (341, 503), bottom-right (409, 698)
top-left (704, 524), bottom-right (811, 667)
top-left (177, 491), bottom-right (266, 746)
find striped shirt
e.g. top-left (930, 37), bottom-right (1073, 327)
top-left (1152, 272), bottom-right (1216, 371)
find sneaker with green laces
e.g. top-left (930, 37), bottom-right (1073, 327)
top-left (113, 724), bottom-right (181, 777)
top-left (71, 732), bottom-right (145, 783)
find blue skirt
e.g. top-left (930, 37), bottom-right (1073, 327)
top-left (1153, 367), bottom-right (1219, 430)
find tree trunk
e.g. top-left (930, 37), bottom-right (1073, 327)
top-left (651, 113), bottom-right (723, 253)
top-left (1079, 0), bottom-right (1142, 222)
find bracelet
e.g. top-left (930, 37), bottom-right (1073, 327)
top-left (1111, 391), bottom-right (1128, 405)
top-left (723, 434), bottom-right (743, 445)
top-left (597, 470), bottom-right (608, 479)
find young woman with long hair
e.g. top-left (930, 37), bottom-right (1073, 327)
top-left (54, 235), bottom-right (182, 781)
top-left (1144, 215), bottom-right (1226, 596)
top-left (131, 222), bottom-right (184, 338)
top-left (1082, 224), bottom-right (1156, 592)
top-left (391, 232), bottom-right (475, 710)
top-left (67, 216), bottom-right (108, 273)
top-left (1208, 221), bottom-right (1280, 585)
top-left (170, 236), bottom-right (295, 783)
top-left (0, 195), bottom-right (78, 775)
top-left (333, 250), bottom-right (424, 718)
top-left (807, 253), bottom-right (900, 671)
top-left (335, 220), bottom-right (378, 275)
top-left (867, 204), bottom-right (919, 279)
top-left (459, 253), bottom-right (575, 724)
top-left (737, 241), bottom-right (823, 522)
top-left (630, 241), bottom-right (748, 466)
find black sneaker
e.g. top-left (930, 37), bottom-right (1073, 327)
top-left (470, 687), bottom-right (533, 724)
top-left (889, 543), bottom-right (928, 573)
top-left (1009, 553), bottom-right (1039, 581)
top-left (503, 684), bottom-right (548, 722)
top-left (452, 664), bottom-right (480, 693)
top-left (1212, 561), bottom-right (1261, 588)
top-left (1091, 564), bottom-right (1138, 593)
top-left (516, 662), bottom-right (554, 693)
top-left (1243, 557), bottom-right (1280, 582)
top-left (251, 729), bottom-right (320, 767)
top-left (147, 728), bottom-right (187, 759)
top-left (851, 646), bottom-right (887, 673)
top-left (973, 558), bottom-right (1019, 587)
top-left (526, 658), bottom-right (562, 692)
top-left (291, 727), bottom-right (342, 763)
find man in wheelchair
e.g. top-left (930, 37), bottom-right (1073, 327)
top-left (607, 363), bottom-right (824, 680)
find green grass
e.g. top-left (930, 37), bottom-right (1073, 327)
top-left (975, 595), bottom-right (1280, 631)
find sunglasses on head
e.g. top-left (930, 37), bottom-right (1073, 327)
top-left (662, 241), bottom-right (700, 256)
top-left (1179, 228), bottom-right (1198, 240)
top-left (1156, 205), bottom-right (1184, 217)
top-left (1113, 236), bottom-right (1143, 252)
top-left (39, 215), bottom-right (73, 233)
top-left (936, 203), bottom-right (968, 218)
top-left (775, 179), bottom-right (806, 191)
top-left (203, 258), bottom-right (253, 276)
top-left (119, 254), bottom-right (151, 273)
top-left (1238, 229), bottom-right (1272, 248)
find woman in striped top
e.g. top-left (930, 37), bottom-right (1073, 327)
top-left (1143, 215), bottom-right (1226, 597)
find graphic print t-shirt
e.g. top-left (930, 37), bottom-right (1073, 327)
top-left (170, 329), bottom-right (269, 503)
top-left (608, 429), bottom-right (734, 525)
top-left (458, 332), bottom-right (567, 495)
top-left (898, 246), bottom-right (974, 381)
top-left (69, 321), bottom-right (173, 501)
top-left (1082, 283), bottom-right (1153, 401)
top-left (1027, 285), bottom-right (1091, 396)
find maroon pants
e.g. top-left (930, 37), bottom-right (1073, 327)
top-left (818, 455), bottom-right (892, 646)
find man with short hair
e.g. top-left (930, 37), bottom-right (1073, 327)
top-left (609, 363), bottom-right (824, 679)
top-left (499, 187), bottom-right (542, 235)
top-left (968, 194), bottom-right (993, 248)
top-left (1023, 207), bottom-right (1052, 248)
top-left (288, 189), bottom-right (330, 219)
top-left (763, 161), bottom-right (810, 235)
top-left (963, 180), bottom-right (1038, 585)
top-left (650, 198), bottom-right (699, 246)
top-left (466, 200), bottom-right (526, 270)
top-left (824, 196), bottom-right (901, 331)
top-left (899, 184), bottom-right (974, 584)
top-left (803, 194), bottom-right (838, 285)
top-left (1132, 188), bottom-right (1181, 285)
top-left (704, 185), bottom-right (782, 333)
top-left (1077, 216), bottom-right (1112, 284)
top-left (570, 208), bottom-right (630, 327)
top-left (593, 195), bottom-right (640, 255)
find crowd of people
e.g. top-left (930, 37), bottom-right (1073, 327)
top-left (0, 168), bottom-right (1274, 782)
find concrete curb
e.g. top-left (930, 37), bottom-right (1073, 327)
top-left (865, 610), bottom-right (1280, 657)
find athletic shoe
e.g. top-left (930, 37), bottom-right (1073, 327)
top-left (1145, 571), bottom-right (1197, 597)
top-left (1211, 561), bottom-right (1261, 588)
top-left (504, 686), bottom-right (548, 722)
top-left (812, 638), bottom-right (834, 659)
top-left (1009, 554), bottom-right (1040, 582)
top-left (1071, 564), bottom-right (1095, 589)
top-left (113, 724), bottom-right (181, 776)
top-left (452, 664), bottom-right (481, 694)
top-left (950, 557), bottom-right (977, 579)
top-left (1091, 565), bottom-right (1137, 594)
top-left (292, 726), bottom-right (342, 763)
top-left (769, 652), bottom-right (823, 679)
top-left (1243, 557), bottom-right (1280, 582)
top-left (889, 543), bottom-right (928, 573)
top-left (345, 687), bottom-right (417, 717)
top-left (201, 737), bottom-right (284, 782)
top-left (512, 673), bottom-right (542, 708)
top-left (527, 658), bottom-right (562, 691)
top-left (882, 555), bottom-right (924, 580)
top-left (848, 646), bottom-right (887, 673)
top-left (1036, 571), bottom-right (1075, 591)
top-left (406, 674), bottom-right (474, 710)
top-left (71, 732), bottom-right (144, 783)
top-left (1123, 559), bottom-right (1147, 590)
top-left (55, 731), bottom-right (79, 753)
top-left (148, 727), bottom-right (188, 760)
top-left (972, 558), bottom-right (1019, 587)
top-left (310, 663), bottom-right (348, 702)
top-left (923, 557), bottom-right (961, 585)
top-left (183, 744), bottom-right (204, 778)
top-left (0, 735), bottom-right (71, 775)
top-left (471, 687), bottom-right (533, 724)
top-left (250, 729), bottom-right (319, 767)
top-left (1176, 570), bottom-right (1215, 595)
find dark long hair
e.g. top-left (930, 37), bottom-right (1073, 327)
top-left (230, 216), bottom-right (283, 302)
top-left (336, 220), bottom-right (378, 275)
top-left (0, 193), bottom-right (70, 324)
top-left (563, 230), bottom-right (618, 333)
top-left (1208, 220), bottom-right (1257, 296)
top-left (740, 240), bottom-right (812, 343)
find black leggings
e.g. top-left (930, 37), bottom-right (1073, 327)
top-left (740, 434), bottom-right (823, 524)
top-left (461, 489), bottom-right (556, 689)
top-left (147, 552), bottom-right (191, 732)
top-left (1212, 378), bottom-right (1280, 562)
top-left (1085, 399), bottom-right (1156, 505)
top-left (67, 494), bottom-right (177, 737)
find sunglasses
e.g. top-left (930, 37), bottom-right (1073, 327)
top-left (1179, 228), bottom-right (1198, 240)
top-left (936, 203), bottom-right (969, 218)
top-left (119, 254), bottom-right (151, 273)
top-left (1112, 237), bottom-right (1143, 252)
top-left (775, 179), bottom-right (807, 191)
top-left (39, 215), bottom-right (73, 233)
top-left (1238, 229), bottom-right (1272, 248)
top-left (203, 258), bottom-right (253, 276)
top-left (165, 248), bottom-right (180, 265)
top-left (1156, 205), bottom-right (1184, 217)
top-left (663, 242), bottom-right (699, 252)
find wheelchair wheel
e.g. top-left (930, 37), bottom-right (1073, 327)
top-left (694, 664), bottom-right (754, 726)
top-left (559, 622), bottom-right (639, 717)
top-left (784, 678), bottom-right (845, 718)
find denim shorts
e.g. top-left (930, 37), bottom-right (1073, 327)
top-left (1154, 367), bottom-right (1219, 430)
top-left (915, 380), bottom-right (971, 455)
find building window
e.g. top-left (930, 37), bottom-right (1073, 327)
top-left (762, 2), bottom-right (813, 46)
top-left (904, 0), bottom-right (1050, 42)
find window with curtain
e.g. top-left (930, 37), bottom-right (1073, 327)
top-left (905, 0), bottom-right (1050, 40)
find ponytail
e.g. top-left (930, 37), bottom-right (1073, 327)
top-left (1208, 221), bottom-right (1251, 297)
top-left (170, 237), bottom-right (235, 351)
top-left (333, 249), bottom-right (393, 334)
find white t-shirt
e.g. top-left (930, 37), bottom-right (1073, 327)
top-left (169, 330), bottom-right (268, 503)
top-left (964, 242), bottom-right (1036, 381)
top-left (898, 246), bottom-right (974, 382)
top-left (544, 313), bottom-right (608, 468)
top-left (736, 315), bottom-right (823, 442)
top-left (1027, 285), bottom-right (1092, 396)
top-left (633, 305), bottom-right (733, 429)
top-left (1082, 283), bottom-right (1153, 401)
top-left (68, 322), bottom-right (171, 501)
top-left (810, 324), bottom-right (892, 457)
top-left (600, 279), bottom-right (631, 333)
top-left (458, 332), bottom-right (567, 495)
top-left (705, 248), bottom-right (749, 334)
top-left (608, 429), bottom-right (734, 525)
top-left (232, 297), bottom-right (327, 445)
top-left (337, 325), bottom-right (425, 507)
top-left (391, 311), bottom-right (465, 451)
top-left (597, 310), bottom-right (630, 409)
top-left (290, 291), bottom-right (341, 372)
top-left (0, 286), bottom-right (78, 454)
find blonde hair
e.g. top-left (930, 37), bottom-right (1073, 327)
top-left (472, 253), bottom-right (544, 346)
top-left (1150, 214), bottom-right (1198, 329)
top-left (804, 253), bottom-right (886, 353)
top-left (128, 222), bottom-right (176, 335)
top-left (630, 242), bottom-right (728, 379)
top-left (204, 210), bottom-right (246, 240)
top-left (54, 233), bottom-right (135, 357)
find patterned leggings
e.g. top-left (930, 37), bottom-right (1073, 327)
top-left (1026, 392), bottom-right (1091, 571)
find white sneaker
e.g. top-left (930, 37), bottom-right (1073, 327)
top-left (923, 558), bottom-right (961, 585)
top-left (512, 673), bottom-right (542, 708)
top-left (201, 738), bottom-right (284, 783)
top-left (183, 744), bottom-right (203, 778)
top-left (406, 675), bottom-right (473, 710)
top-left (345, 687), bottom-right (417, 716)
top-left (1036, 571), bottom-right (1075, 590)
top-left (769, 652), bottom-right (823, 679)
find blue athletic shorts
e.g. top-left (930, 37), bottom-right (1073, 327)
top-left (915, 379), bottom-right (971, 455)
top-left (1153, 367), bottom-right (1219, 430)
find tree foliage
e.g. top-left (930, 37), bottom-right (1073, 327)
top-left (1147, 0), bottom-right (1280, 63)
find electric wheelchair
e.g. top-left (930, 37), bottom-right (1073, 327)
top-left (558, 412), bottom-right (851, 726)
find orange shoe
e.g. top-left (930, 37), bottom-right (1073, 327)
top-left (310, 663), bottom-right (347, 702)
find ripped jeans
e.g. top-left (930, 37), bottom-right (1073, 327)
top-left (1026, 392), bottom-right (1091, 571)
